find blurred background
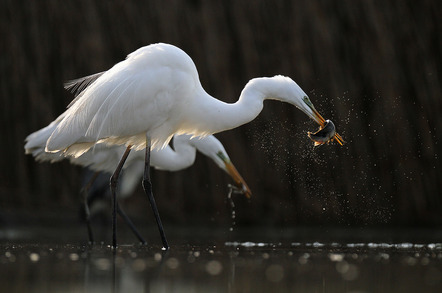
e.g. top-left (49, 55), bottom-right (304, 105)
top-left (1, 0), bottom-right (441, 231)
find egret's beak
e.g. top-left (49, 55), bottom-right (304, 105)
top-left (223, 159), bottom-right (252, 198)
top-left (302, 96), bottom-right (345, 145)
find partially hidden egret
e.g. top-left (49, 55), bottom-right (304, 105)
top-left (25, 117), bottom-right (250, 197)
top-left (25, 121), bottom-right (250, 243)
top-left (36, 42), bottom-right (342, 249)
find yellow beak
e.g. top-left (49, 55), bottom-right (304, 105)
top-left (310, 105), bottom-right (345, 146)
top-left (224, 160), bottom-right (252, 198)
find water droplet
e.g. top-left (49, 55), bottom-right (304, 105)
top-left (402, 256), bottom-right (417, 266)
top-left (29, 253), bottom-right (40, 262)
top-left (153, 253), bottom-right (162, 262)
top-left (69, 253), bottom-right (79, 261)
top-left (329, 253), bottom-right (344, 262)
top-left (94, 258), bottom-right (111, 271)
top-left (206, 260), bottom-right (223, 276)
top-left (298, 253), bottom-right (309, 265)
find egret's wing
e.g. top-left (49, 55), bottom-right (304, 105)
top-left (24, 113), bottom-right (67, 162)
top-left (47, 44), bottom-right (194, 156)
top-left (65, 72), bottom-right (106, 98)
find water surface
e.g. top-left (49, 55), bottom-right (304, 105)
top-left (1, 220), bottom-right (441, 293)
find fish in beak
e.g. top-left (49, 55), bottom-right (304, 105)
top-left (302, 96), bottom-right (345, 146)
top-left (308, 119), bottom-right (336, 146)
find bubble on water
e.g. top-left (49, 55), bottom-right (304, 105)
top-left (298, 253), bottom-right (309, 265)
top-left (329, 253), bottom-right (344, 262)
top-left (336, 261), bottom-right (349, 274)
top-left (29, 253), bottom-right (40, 262)
top-left (377, 253), bottom-right (390, 262)
top-left (343, 265), bottom-right (359, 281)
top-left (5, 251), bottom-right (16, 263)
top-left (206, 260), bottom-right (223, 276)
top-left (265, 264), bottom-right (284, 283)
top-left (69, 253), bottom-right (79, 261)
top-left (166, 257), bottom-right (180, 270)
top-left (94, 258), bottom-right (111, 271)
top-left (154, 253), bottom-right (162, 262)
top-left (402, 256), bottom-right (417, 266)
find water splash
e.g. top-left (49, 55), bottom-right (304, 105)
top-left (227, 184), bottom-right (244, 231)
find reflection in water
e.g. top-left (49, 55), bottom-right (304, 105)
top-left (0, 235), bottom-right (441, 292)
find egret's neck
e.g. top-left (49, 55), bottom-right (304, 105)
top-left (185, 78), bottom-right (294, 135)
top-left (150, 142), bottom-right (196, 171)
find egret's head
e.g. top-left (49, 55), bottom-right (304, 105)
top-left (190, 135), bottom-right (252, 198)
top-left (260, 76), bottom-right (325, 126)
top-left (274, 76), bottom-right (345, 145)
top-left (300, 95), bottom-right (327, 126)
top-left (216, 151), bottom-right (252, 198)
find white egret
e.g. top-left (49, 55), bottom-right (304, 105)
top-left (26, 126), bottom-right (250, 243)
top-left (38, 43), bottom-right (342, 249)
top-left (26, 125), bottom-right (251, 197)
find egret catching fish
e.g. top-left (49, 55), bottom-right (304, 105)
top-left (28, 42), bottom-right (342, 249)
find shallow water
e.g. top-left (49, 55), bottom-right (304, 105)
top-left (1, 220), bottom-right (441, 293)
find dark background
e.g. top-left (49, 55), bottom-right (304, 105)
top-left (1, 0), bottom-right (441, 229)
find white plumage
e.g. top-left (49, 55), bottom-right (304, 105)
top-left (26, 130), bottom-right (251, 197)
top-left (26, 42), bottom-right (342, 249)
top-left (45, 43), bottom-right (325, 158)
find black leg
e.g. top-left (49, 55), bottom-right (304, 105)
top-left (110, 145), bottom-right (132, 249)
top-left (116, 203), bottom-right (147, 244)
top-left (80, 171), bottom-right (100, 244)
top-left (142, 136), bottom-right (169, 250)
